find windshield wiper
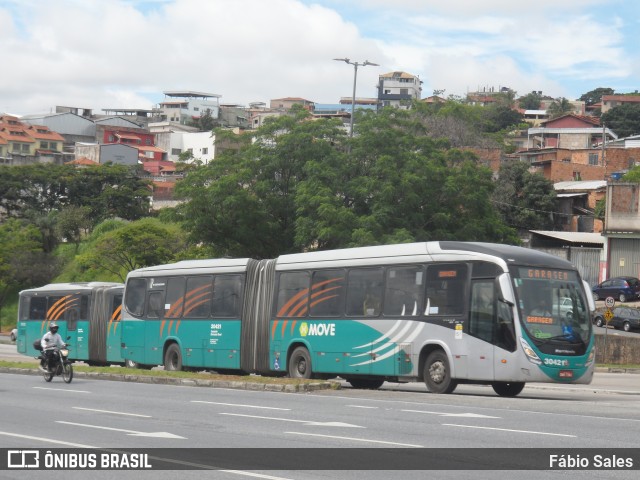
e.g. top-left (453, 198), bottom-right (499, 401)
top-left (537, 334), bottom-right (585, 345)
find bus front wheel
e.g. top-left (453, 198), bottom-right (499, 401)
top-left (492, 381), bottom-right (525, 397)
top-left (164, 344), bottom-right (183, 371)
top-left (423, 350), bottom-right (457, 394)
top-left (288, 347), bottom-right (312, 379)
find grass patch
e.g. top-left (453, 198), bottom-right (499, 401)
top-left (596, 364), bottom-right (640, 369)
top-left (0, 360), bottom-right (339, 386)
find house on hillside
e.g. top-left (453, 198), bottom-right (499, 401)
top-left (377, 71), bottom-right (422, 108)
top-left (554, 181), bottom-right (606, 233)
top-left (528, 114), bottom-right (615, 150)
top-left (601, 95), bottom-right (640, 114)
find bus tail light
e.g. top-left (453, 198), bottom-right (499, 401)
top-left (520, 338), bottom-right (542, 365)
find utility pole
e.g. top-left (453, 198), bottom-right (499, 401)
top-left (333, 58), bottom-right (379, 137)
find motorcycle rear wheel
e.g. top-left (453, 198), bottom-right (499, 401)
top-left (62, 363), bottom-right (73, 384)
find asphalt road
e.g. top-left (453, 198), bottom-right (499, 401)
top-left (2, 368), bottom-right (640, 480)
top-left (2, 331), bottom-right (640, 480)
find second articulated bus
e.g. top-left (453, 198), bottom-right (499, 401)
top-left (17, 282), bottom-right (126, 366)
top-left (120, 241), bottom-right (595, 396)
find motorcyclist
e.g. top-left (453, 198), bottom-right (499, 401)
top-left (40, 322), bottom-right (65, 372)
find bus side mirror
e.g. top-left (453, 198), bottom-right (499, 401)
top-left (496, 273), bottom-right (515, 306)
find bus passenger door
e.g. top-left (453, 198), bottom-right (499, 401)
top-left (467, 280), bottom-right (495, 381)
top-left (493, 291), bottom-right (519, 381)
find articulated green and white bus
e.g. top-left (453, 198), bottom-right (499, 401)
top-left (120, 242), bottom-right (595, 396)
top-left (17, 282), bottom-right (126, 366)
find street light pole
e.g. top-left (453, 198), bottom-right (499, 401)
top-left (333, 58), bottom-right (378, 137)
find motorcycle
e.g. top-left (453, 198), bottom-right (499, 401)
top-left (34, 339), bottom-right (73, 383)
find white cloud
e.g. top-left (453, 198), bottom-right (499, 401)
top-left (0, 0), bottom-right (636, 116)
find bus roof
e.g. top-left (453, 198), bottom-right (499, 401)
top-left (20, 282), bottom-right (123, 294)
top-left (126, 258), bottom-right (253, 277)
top-left (275, 241), bottom-right (575, 270)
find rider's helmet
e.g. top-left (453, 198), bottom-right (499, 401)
top-left (49, 322), bottom-right (59, 334)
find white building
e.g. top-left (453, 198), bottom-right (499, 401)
top-left (157, 91), bottom-right (221, 125)
top-left (377, 71), bottom-right (422, 108)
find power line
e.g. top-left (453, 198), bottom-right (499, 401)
top-left (490, 199), bottom-right (596, 218)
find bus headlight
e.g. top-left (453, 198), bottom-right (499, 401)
top-left (520, 338), bottom-right (542, 365)
top-left (586, 346), bottom-right (596, 365)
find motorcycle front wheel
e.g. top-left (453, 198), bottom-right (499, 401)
top-left (62, 363), bottom-right (73, 384)
top-left (43, 369), bottom-right (53, 382)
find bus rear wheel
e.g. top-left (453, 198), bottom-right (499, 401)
top-left (288, 347), bottom-right (312, 379)
top-left (492, 381), bottom-right (525, 397)
top-left (423, 350), bottom-right (457, 394)
top-left (164, 344), bottom-right (183, 371)
top-left (347, 378), bottom-right (384, 389)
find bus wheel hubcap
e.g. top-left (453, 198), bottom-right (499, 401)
top-left (429, 362), bottom-right (445, 384)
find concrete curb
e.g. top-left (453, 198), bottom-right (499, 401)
top-left (0, 366), bottom-right (338, 392)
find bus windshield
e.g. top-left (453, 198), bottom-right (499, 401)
top-left (512, 267), bottom-right (591, 348)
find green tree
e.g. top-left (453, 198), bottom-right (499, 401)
top-left (174, 104), bottom-right (519, 257)
top-left (492, 161), bottom-right (559, 230)
top-left (601, 103), bottom-right (640, 138)
top-left (76, 218), bottom-right (188, 281)
top-left (622, 166), bottom-right (640, 182)
top-left (546, 97), bottom-right (575, 119)
top-left (0, 164), bottom-right (151, 227)
top-left (296, 106), bottom-right (518, 249)
top-left (481, 105), bottom-right (524, 133)
top-left (188, 108), bottom-right (219, 131)
top-left (0, 219), bottom-right (59, 328)
top-left (56, 205), bottom-right (93, 250)
top-left (175, 108), bottom-right (346, 257)
top-left (518, 91), bottom-right (543, 110)
top-left (579, 87), bottom-right (614, 106)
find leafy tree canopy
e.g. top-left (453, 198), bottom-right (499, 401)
top-left (579, 87), bottom-right (614, 106)
top-left (601, 103), bottom-right (640, 138)
top-left (74, 218), bottom-right (189, 282)
top-left (174, 104), bottom-right (518, 258)
top-left (546, 97), bottom-right (575, 119)
top-left (518, 91), bottom-right (543, 110)
top-left (492, 161), bottom-right (559, 231)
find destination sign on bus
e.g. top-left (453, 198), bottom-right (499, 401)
top-left (438, 271), bottom-right (457, 278)
top-left (525, 269), bottom-right (569, 280)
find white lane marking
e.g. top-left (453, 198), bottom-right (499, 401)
top-left (219, 413), bottom-right (363, 428)
top-left (33, 386), bottom-right (90, 393)
top-left (443, 423), bottom-right (576, 437)
top-left (56, 421), bottom-right (185, 439)
top-left (0, 430), bottom-right (97, 448)
top-left (285, 431), bottom-right (423, 447)
top-left (191, 401), bottom-right (290, 411)
top-left (346, 405), bottom-right (379, 409)
top-left (402, 409), bottom-right (500, 418)
top-left (222, 471), bottom-right (295, 480)
top-left (72, 407), bottom-right (152, 418)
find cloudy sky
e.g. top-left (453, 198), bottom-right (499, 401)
top-left (0, 0), bottom-right (637, 116)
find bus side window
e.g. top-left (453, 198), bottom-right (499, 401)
top-left (124, 278), bottom-right (147, 317)
top-left (184, 276), bottom-right (212, 318)
top-left (346, 268), bottom-right (383, 317)
top-left (276, 272), bottom-right (310, 317)
top-left (213, 275), bottom-right (242, 318)
top-left (29, 297), bottom-right (47, 320)
top-left (383, 266), bottom-right (424, 316)
top-left (425, 265), bottom-right (467, 316)
top-left (147, 292), bottom-right (164, 319)
top-left (165, 277), bottom-right (186, 319)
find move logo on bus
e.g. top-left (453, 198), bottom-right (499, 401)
top-left (299, 322), bottom-right (336, 337)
